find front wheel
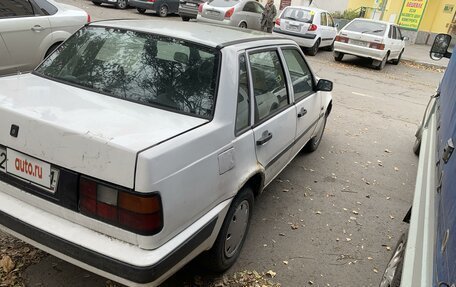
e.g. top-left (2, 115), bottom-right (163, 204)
top-left (413, 136), bottom-right (421, 156)
top-left (158, 4), bottom-right (168, 17)
top-left (137, 8), bottom-right (146, 13)
top-left (204, 187), bottom-right (254, 272)
top-left (304, 115), bottom-right (327, 153)
top-left (392, 50), bottom-right (404, 65)
top-left (116, 0), bottom-right (128, 9)
top-left (379, 233), bottom-right (407, 287)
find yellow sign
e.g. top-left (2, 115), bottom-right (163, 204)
top-left (397, 0), bottom-right (428, 31)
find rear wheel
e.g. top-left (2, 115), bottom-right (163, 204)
top-left (158, 4), bottom-right (168, 17)
top-left (307, 39), bottom-right (320, 56)
top-left (334, 51), bottom-right (344, 61)
top-left (116, 0), bottom-right (128, 9)
top-left (181, 16), bottom-right (190, 21)
top-left (44, 42), bottom-right (61, 59)
top-left (137, 8), bottom-right (146, 13)
top-left (239, 22), bottom-right (247, 28)
top-left (204, 186), bottom-right (254, 272)
top-left (379, 233), bottom-right (407, 287)
top-left (375, 52), bottom-right (389, 70)
top-left (92, 1), bottom-right (102, 5)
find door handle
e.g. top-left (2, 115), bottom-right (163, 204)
top-left (31, 25), bottom-right (45, 32)
top-left (297, 108), bottom-right (307, 118)
top-left (256, 130), bottom-right (273, 145)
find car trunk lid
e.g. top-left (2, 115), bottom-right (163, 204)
top-left (0, 74), bottom-right (208, 189)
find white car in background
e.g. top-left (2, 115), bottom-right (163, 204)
top-left (333, 18), bottom-right (407, 70)
top-left (272, 7), bottom-right (337, 56)
top-left (0, 0), bottom-right (90, 76)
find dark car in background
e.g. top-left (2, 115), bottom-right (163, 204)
top-left (129, 0), bottom-right (179, 16)
top-left (178, 0), bottom-right (205, 21)
top-left (92, 0), bottom-right (129, 9)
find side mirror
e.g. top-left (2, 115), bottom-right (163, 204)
top-left (402, 36), bottom-right (409, 41)
top-left (316, 79), bottom-right (333, 92)
top-left (430, 33), bottom-right (452, 60)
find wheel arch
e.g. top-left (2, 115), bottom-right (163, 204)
top-left (238, 170), bottom-right (265, 198)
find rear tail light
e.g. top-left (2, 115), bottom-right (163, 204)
top-left (369, 42), bottom-right (385, 50)
top-left (275, 18), bottom-right (280, 26)
top-left (147, 0), bottom-right (155, 2)
top-left (198, 3), bottom-right (203, 13)
top-left (308, 24), bottom-right (317, 31)
top-left (335, 35), bottom-right (349, 43)
top-left (79, 177), bottom-right (163, 235)
top-left (87, 14), bottom-right (91, 23)
top-left (225, 7), bottom-right (234, 19)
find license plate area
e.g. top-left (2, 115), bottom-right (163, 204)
top-left (287, 25), bottom-right (300, 32)
top-left (350, 39), bottom-right (367, 47)
top-left (0, 146), bottom-right (59, 193)
top-left (186, 3), bottom-right (197, 7)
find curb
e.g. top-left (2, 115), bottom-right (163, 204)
top-left (402, 58), bottom-right (448, 70)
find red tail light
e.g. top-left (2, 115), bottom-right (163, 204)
top-left (335, 35), bottom-right (349, 43)
top-left (308, 24), bottom-right (317, 31)
top-left (369, 42), bottom-right (385, 50)
top-left (79, 177), bottom-right (163, 235)
top-left (147, 0), bottom-right (155, 2)
top-left (198, 3), bottom-right (203, 13)
top-left (87, 14), bottom-right (91, 23)
top-left (275, 18), bottom-right (280, 26)
top-left (225, 7), bottom-right (234, 19)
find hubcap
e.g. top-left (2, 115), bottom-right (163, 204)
top-left (379, 242), bottom-right (404, 287)
top-left (118, 0), bottom-right (126, 8)
top-left (160, 6), bottom-right (167, 15)
top-left (224, 200), bottom-right (249, 258)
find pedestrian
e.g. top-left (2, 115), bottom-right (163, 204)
top-left (261, 0), bottom-right (277, 33)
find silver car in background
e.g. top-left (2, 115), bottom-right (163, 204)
top-left (197, 0), bottom-right (264, 30)
top-left (0, 0), bottom-right (90, 76)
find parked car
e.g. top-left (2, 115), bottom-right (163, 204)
top-left (333, 18), bottom-right (407, 70)
top-left (197, 0), bottom-right (264, 31)
top-left (92, 0), bottom-right (129, 9)
top-left (130, 0), bottom-right (179, 16)
top-left (179, 0), bottom-right (205, 21)
top-left (0, 20), bottom-right (332, 286)
top-left (379, 34), bottom-right (454, 287)
top-left (0, 0), bottom-right (90, 76)
top-left (272, 7), bottom-right (337, 56)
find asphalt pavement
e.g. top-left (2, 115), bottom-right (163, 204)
top-left (3, 2), bottom-right (446, 287)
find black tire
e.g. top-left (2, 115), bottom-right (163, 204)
top-left (204, 187), bottom-right (254, 272)
top-left (116, 0), bottom-right (128, 9)
top-left (392, 49), bottom-right (404, 65)
top-left (137, 8), bottom-right (146, 14)
top-left (181, 16), bottom-right (190, 21)
top-left (307, 39), bottom-right (320, 56)
top-left (304, 114), bottom-right (327, 153)
top-left (379, 233), bottom-right (407, 287)
top-left (92, 1), bottom-right (102, 5)
top-left (413, 136), bottom-right (421, 156)
top-left (158, 4), bottom-right (168, 17)
top-left (44, 43), bottom-right (61, 59)
top-left (239, 22), bottom-right (247, 28)
top-left (334, 51), bottom-right (344, 62)
top-left (375, 52), bottom-right (389, 70)
top-left (324, 41), bottom-right (335, 51)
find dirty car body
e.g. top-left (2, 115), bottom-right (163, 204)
top-left (0, 20), bottom-right (332, 286)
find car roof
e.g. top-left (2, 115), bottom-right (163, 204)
top-left (282, 6), bottom-right (327, 13)
top-left (350, 18), bottom-right (392, 25)
top-left (89, 20), bottom-right (292, 48)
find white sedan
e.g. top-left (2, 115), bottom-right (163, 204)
top-left (334, 18), bottom-right (407, 70)
top-left (0, 20), bottom-right (332, 286)
top-left (0, 0), bottom-right (90, 76)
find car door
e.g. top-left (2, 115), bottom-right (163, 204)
top-left (248, 48), bottom-right (296, 185)
top-left (251, 1), bottom-right (263, 30)
top-left (167, 0), bottom-right (180, 13)
top-left (385, 25), bottom-right (396, 58)
top-left (0, 0), bottom-right (51, 73)
top-left (319, 12), bottom-right (330, 46)
top-left (0, 34), bottom-right (15, 75)
top-left (326, 13), bottom-right (337, 42)
top-left (280, 47), bottom-right (321, 156)
top-left (239, 1), bottom-right (255, 28)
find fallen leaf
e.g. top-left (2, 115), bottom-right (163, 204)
top-left (283, 260), bottom-right (288, 265)
top-left (386, 246), bottom-right (391, 251)
top-left (367, 257), bottom-right (373, 260)
top-left (282, 189), bottom-right (289, 192)
top-left (386, 197), bottom-right (391, 200)
top-left (352, 210), bottom-right (359, 215)
top-left (0, 255), bottom-right (15, 273)
top-left (265, 270), bottom-right (276, 278)
top-left (346, 238), bottom-right (352, 242)
top-left (291, 224), bottom-right (299, 230)
top-left (390, 215), bottom-right (395, 219)
top-left (309, 280), bottom-right (314, 285)
top-left (350, 216), bottom-right (357, 220)
top-left (394, 167), bottom-right (399, 171)
top-left (384, 149), bottom-right (391, 153)
top-left (315, 211), bottom-right (322, 215)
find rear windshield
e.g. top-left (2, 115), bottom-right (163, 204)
top-left (35, 26), bottom-right (219, 119)
top-left (344, 20), bottom-right (387, 36)
top-left (281, 8), bottom-right (314, 23)
top-left (208, 0), bottom-right (239, 7)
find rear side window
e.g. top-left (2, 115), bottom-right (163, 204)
top-left (243, 2), bottom-right (255, 12)
top-left (395, 26), bottom-right (402, 39)
top-left (344, 20), bottom-right (387, 36)
top-left (320, 12), bottom-right (327, 26)
top-left (0, 0), bottom-right (35, 17)
top-left (281, 8), bottom-right (314, 23)
top-left (282, 49), bottom-right (314, 101)
top-left (327, 13), bottom-right (335, 27)
top-left (34, 0), bottom-right (58, 15)
top-left (208, 0), bottom-right (238, 8)
top-left (36, 27), bottom-right (220, 119)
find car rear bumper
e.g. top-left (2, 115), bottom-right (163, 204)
top-left (0, 181), bottom-right (230, 286)
top-left (179, 5), bottom-right (198, 18)
top-left (272, 28), bottom-right (317, 47)
top-left (93, 0), bottom-right (119, 4)
top-left (129, 0), bottom-right (156, 9)
top-left (197, 15), bottom-right (232, 27)
top-left (334, 41), bottom-right (386, 61)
